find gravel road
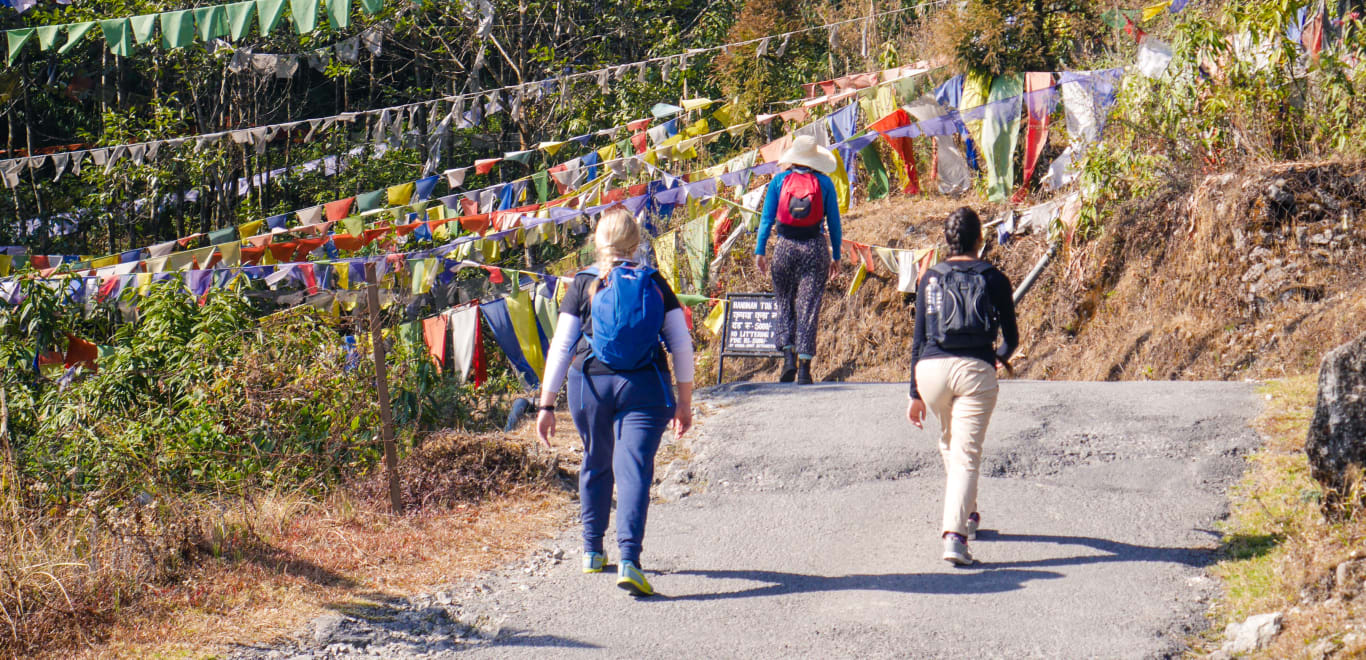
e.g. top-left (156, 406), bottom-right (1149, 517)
top-left (234, 380), bottom-right (1260, 659)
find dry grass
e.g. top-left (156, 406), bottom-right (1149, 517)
top-left (0, 431), bottom-right (573, 660)
top-left (1203, 375), bottom-right (1366, 658)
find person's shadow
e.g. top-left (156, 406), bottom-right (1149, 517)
top-left (652, 531), bottom-right (1215, 602)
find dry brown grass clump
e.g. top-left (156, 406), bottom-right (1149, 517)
top-left (1, 430), bottom-right (569, 659)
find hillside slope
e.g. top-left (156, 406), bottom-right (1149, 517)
top-left (704, 161), bottom-right (1366, 386)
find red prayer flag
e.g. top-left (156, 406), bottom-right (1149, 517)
top-left (1012, 72), bottom-right (1055, 204)
top-left (64, 333), bottom-right (98, 370)
top-left (481, 265), bottom-right (505, 284)
top-left (422, 315), bottom-right (447, 372)
top-left (325, 197), bottom-right (355, 222)
top-left (459, 213), bottom-right (492, 235)
top-left (474, 158), bottom-right (502, 175)
top-left (267, 241), bottom-right (298, 262)
top-left (626, 118), bottom-right (651, 132)
top-left (472, 306), bottom-right (487, 387)
top-left (331, 234), bottom-right (367, 251)
top-left (868, 109), bottom-right (922, 195)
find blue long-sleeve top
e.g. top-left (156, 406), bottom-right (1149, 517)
top-left (753, 167), bottom-right (842, 261)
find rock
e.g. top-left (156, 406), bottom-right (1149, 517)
top-left (311, 614), bottom-right (346, 646)
top-left (1221, 612), bottom-right (1283, 655)
top-left (1337, 559), bottom-right (1366, 598)
top-left (1309, 637), bottom-right (1340, 660)
top-left (1306, 332), bottom-right (1366, 513)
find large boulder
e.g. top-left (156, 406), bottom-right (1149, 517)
top-left (1306, 331), bottom-right (1366, 514)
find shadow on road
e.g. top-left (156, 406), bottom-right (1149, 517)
top-left (975, 531), bottom-right (1214, 569)
top-left (657, 568), bottom-right (1064, 602)
top-left (658, 531), bottom-right (1215, 602)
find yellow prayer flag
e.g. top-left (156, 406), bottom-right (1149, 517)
top-left (506, 288), bottom-right (545, 377)
top-left (1142, 1), bottom-right (1171, 21)
top-left (0, 255), bottom-right (10, 277)
top-left (91, 255), bottom-right (119, 269)
top-left (684, 118), bottom-right (710, 138)
top-left (681, 98), bottom-right (713, 111)
top-left (712, 102), bottom-right (737, 126)
top-left (335, 264), bottom-right (349, 290)
top-left (387, 182), bottom-right (415, 207)
top-left (704, 301), bottom-right (728, 336)
top-left (239, 220), bottom-right (263, 238)
top-left (831, 149), bottom-right (851, 212)
top-left (848, 263), bottom-right (868, 296)
top-left (218, 242), bottom-right (241, 267)
top-left (538, 141), bottom-right (566, 156)
top-left (136, 273), bottom-right (153, 296)
top-left (654, 231), bottom-right (679, 291)
top-left (596, 143), bottom-right (618, 163)
top-left (673, 138), bottom-right (699, 160)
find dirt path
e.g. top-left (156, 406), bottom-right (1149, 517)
top-left (234, 380), bottom-right (1259, 659)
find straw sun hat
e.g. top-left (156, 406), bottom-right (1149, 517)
top-left (778, 135), bottom-right (837, 175)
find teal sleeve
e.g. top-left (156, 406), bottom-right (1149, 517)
top-left (754, 172), bottom-right (786, 256)
top-left (819, 173), bottom-right (841, 261)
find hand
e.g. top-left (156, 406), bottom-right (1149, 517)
top-left (997, 358), bottom-right (1015, 377)
top-left (828, 260), bottom-right (841, 279)
top-left (536, 410), bottom-right (556, 448)
top-left (672, 406), bottom-right (694, 439)
top-left (906, 397), bottom-right (926, 429)
top-left (757, 254), bottom-right (770, 275)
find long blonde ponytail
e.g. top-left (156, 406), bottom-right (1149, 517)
top-left (590, 207), bottom-right (642, 295)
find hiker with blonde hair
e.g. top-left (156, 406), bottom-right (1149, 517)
top-left (537, 207), bottom-right (695, 597)
top-left (754, 135), bottom-right (843, 384)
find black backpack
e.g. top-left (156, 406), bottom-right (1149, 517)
top-left (928, 261), bottom-right (999, 349)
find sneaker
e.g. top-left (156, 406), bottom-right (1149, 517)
top-left (966, 512), bottom-right (980, 541)
top-left (942, 534), bottom-right (974, 566)
top-left (582, 552), bottom-right (606, 574)
top-left (616, 560), bottom-right (654, 597)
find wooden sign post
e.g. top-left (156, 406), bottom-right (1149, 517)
top-left (365, 262), bottom-right (404, 515)
top-left (716, 292), bottom-right (785, 384)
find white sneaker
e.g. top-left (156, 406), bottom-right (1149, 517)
top-left (942, 535), bottom-right (974, 566)
top-left (966, 513), bottom-right (980, 541)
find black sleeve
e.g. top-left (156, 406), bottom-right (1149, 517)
top-left (989, 269), bottom-right (1019, 362)
top-left (909, 270), bottom-right (929, 400)
top-left (560, 273), bottom-right (592, 319)
top-left (652, 272), bottom-right (682, 312)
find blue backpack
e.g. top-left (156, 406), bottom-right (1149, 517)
top-left (584, 263), bottom-right (666, 370)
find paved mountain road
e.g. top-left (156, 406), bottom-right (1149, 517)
top-left (237, 381), bottom-right (1260, 659)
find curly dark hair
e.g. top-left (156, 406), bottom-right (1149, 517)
top-left (945, 207), bottom-right (982, 257)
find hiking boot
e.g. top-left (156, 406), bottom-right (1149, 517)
top-left (966, 512), bottom-right (981, 541)
top-left (796, 359), bottom-right (813, 385)
top-left (617, 560), bottom-right (654, 597)
top-left (778, 350), bottom-right (797, 383)
top-left (942, 533), bottom-right (974, 566)
top-left (582, 552), bottom-right (606, 573)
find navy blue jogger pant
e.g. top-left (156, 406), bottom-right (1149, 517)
top-left (567, 366), bottom-right (675, 565)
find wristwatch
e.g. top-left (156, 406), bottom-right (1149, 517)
top-left (538, 404), bottom-right (556, 412)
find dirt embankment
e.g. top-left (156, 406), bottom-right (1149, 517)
top-left (704, 161), bottom-right (1366, 385)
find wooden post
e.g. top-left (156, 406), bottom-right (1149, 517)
top-left (365, 262), bottom-right (404, 515)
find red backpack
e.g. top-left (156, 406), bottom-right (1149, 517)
top-left (776, 171), bottom-right (824, 228)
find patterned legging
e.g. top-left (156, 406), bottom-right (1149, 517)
top-left (770, 235), bottom-right (831, 359)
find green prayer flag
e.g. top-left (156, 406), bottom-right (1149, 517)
top-left (290, 0), bottom-right (321, 35)
top-left (356, 189), bottom-right (385, 212)
top-left (359, 0), bottom-right (382, 15)
top-left (99, 18), bottom-right (133, 57)
top-left (503, 150), bottom-right (534, 166)
top-left (207, 226), bottom-right (238, 245)
top-left (59, 22), bottom-right (96, 56)
top-left (682, 215), bottom-right (711, 294)
top-left (325, 0), bottom-right (351, 30)
top-left (531, 171), bottom-right (549, 203)
top-left (195, 5), bottom-right (230, 41)
top-left (982, 73), bottom-right (1024, 203)
top-left (225, 1), bottom-right (257, 40)
top-left (615, 138), bottom-right (632, 159)
top-left (128, 15), bottom-right (158, 45)
top-left (675, 293), bottom-right (709, 306)
top-left (256, 0), bottom-right (289, 33)
top-left (35, 25), bottom-right (60, 50)
top-left (860, 145), bottom-right (889, 201)
top-left (159, 11), bottom-right (195, 48)
top-left (341, 215), bottom-right (363, 235)
top-left (6, 29), bottom-right (33, 66)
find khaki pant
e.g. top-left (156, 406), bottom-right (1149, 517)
top-left (915, 357), bottom-right (999, 537)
